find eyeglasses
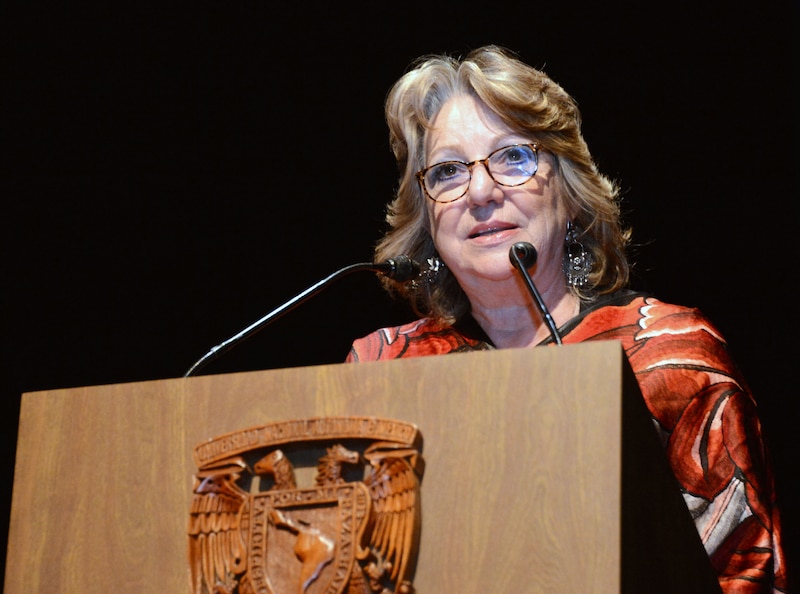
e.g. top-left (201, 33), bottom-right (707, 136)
top-left (416, 143), bottom-right (540, 203)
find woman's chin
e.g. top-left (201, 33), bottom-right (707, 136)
top-left (453, 261), bottom-right (518, 285)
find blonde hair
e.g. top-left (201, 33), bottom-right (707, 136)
top-left (377, 45), bottom-right (631, 322)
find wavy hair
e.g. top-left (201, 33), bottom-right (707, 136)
top-left (375, 45), bottom-right (632, 322)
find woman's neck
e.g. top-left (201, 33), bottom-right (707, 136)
top-left (469, 284), bottom-right (580, 349)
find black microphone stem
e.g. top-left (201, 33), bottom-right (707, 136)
top-left (509, 243), bottom-right (563, 345)
top-left (184, 261), bottom-right (384, 377)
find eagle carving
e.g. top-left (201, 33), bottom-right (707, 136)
top-left (188, 417), bottom-right (423, 594)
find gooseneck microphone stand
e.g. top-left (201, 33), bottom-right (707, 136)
top-left (184, 256), bottom-right (420, 377)
top-left (508, 242), bottom-right (563, 345)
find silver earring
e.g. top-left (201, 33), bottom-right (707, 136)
top-left (408, 256), bottom-right (443, 290)
top-left (562, 221), bottom-right (593, 288)
top-left (422, 256), bottom-right (443, 285)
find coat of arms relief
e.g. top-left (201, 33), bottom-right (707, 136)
top-left (188, 417), bottom-right (423, 594)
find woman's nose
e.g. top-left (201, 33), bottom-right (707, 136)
top-left (465, 162), bottom-right (503, 207)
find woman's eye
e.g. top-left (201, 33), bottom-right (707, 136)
top-left (503, 147), bottom-right (525, 163)
top-left (431, 163), bottom-right (461, 182)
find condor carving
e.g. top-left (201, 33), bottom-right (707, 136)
top-left (188, 417), bottom-right (423, 594)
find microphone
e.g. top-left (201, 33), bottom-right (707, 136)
top-left (370, 255), bottom-right (421, 282)
top-left (183, 255), bottom-right (421, 377)
top-left (508, 242), bottom-right (563, 345)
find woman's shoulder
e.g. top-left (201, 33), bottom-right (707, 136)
top-left (587, 291), bottom-right (714, 324)
top-left (611, 293), bottom-right (722, 336)
top-left (346, 317), bottom-right (489, 362)
top-left (563, 291), bottom-right (724, 344)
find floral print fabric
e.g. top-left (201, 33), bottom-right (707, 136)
top-left (346, 295), bottom-right (787, 593)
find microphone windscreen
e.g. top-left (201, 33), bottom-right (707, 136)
top-left (381, 255), bottom-right (421, 282)
top-left (510, 242), bottom-right (538, 268)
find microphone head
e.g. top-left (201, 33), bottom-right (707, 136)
top-left (381, 255), bottom-right (421, 282)
top-left (510, 242), bottom-right (538, 269)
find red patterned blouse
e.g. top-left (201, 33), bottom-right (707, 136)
top-left (347, 292), bottom-right (787, 593)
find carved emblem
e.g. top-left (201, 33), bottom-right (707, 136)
top-left (188, 417), bottom-right (424, 594)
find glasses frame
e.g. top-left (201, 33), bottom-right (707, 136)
top-left (415, 143), bottom-right (540, 203)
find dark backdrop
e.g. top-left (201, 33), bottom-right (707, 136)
top-left (2, 3), bottom-right (796, 583)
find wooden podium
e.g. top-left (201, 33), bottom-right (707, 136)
top-left (4, 342), bottom-right (721, 593)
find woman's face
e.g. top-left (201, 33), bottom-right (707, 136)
top-left (425, 94), bottom-right (571, 294)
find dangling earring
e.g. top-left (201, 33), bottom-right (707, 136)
top-left (408, 255), bottom-right (443, 291)
top-left (422, 256), bottom-right (443, 285)
top-left (562, 221), bottom-right (594, 287)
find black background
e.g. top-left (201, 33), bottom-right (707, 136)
top-left (2, 2), bottom-right (796, 583)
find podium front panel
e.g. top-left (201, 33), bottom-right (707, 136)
top-left (5, 342), bottom-right (715, 593)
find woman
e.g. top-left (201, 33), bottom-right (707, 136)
top-left (346, 46), bottom-right (787, 592)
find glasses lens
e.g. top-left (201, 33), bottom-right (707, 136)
top-left (488, 145), bottom-right (538, 185)
top-left (423, 162), bottom-right (470, 202)
top-left (420, 144), bottom-right (538, 202)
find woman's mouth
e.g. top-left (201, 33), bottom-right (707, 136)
top-left (468, 223), bottom-right (517, 239)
